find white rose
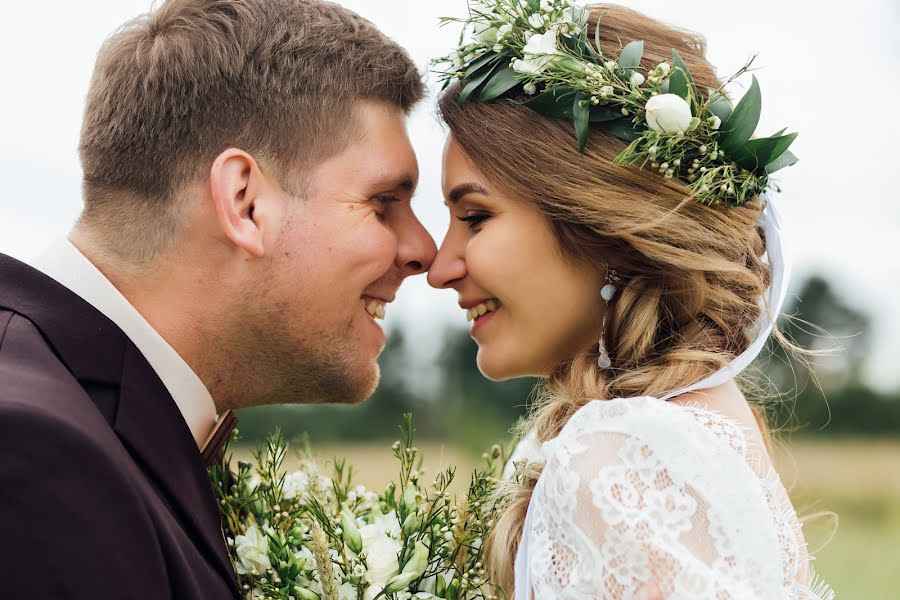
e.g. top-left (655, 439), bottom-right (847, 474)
top-left (234, 525), bottom-right (271, 575)
top-left (360, 523), bottom-right (403, 589)
top-left (645, 93), bottom-right (693, 134)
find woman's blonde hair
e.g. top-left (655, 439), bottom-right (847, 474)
top-left (439, 4), bottom-right (774, 593)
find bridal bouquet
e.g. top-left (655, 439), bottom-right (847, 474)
top-left (210, 415), bottom-right (508, 600)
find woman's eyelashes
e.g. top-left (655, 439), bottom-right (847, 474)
top-left (457, 211), bottom-right (491, 229)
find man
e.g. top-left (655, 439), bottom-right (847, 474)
top-left (0, 0), bottom-right (435, 596)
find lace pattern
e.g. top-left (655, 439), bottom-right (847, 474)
top-left (517, 397), bottom-right (834, 600)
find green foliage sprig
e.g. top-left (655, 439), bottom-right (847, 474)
top-left (211, 415), bottom-right (510, 600)
top-left (433, 0), bottom-right (798, 207)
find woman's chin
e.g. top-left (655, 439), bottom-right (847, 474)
top-left (476, 347), bottom-right (522, 381)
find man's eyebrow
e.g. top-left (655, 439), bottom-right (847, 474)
top-left (372, 173), bottom-right (416, 193)
top-left (447, 182), bottom-right (489, 204)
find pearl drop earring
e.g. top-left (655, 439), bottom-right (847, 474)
top-left (598, 269), bottom-right (619, 369)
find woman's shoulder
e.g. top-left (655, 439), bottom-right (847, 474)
top-left (550, 382), bottom-right (766, 462)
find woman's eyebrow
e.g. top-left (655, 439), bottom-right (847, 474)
top-left (447, 182), bottom-right (489, 204)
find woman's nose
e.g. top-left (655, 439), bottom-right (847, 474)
top-left (427, 234), bottom-right (466, 289)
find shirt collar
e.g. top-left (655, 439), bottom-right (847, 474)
top-left (25, 238), bottom-right (218, 449)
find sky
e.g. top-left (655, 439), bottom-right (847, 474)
top-left (1, 0), bottom-right (898, 390)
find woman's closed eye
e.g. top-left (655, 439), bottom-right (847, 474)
top-left (457, 210), bottom-right (491, 229)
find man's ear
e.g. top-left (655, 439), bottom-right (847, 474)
top-left (209, 148), bottom-right (267, 258)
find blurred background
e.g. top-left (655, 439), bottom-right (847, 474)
top-left (1, 0), bottom-right (898, 596)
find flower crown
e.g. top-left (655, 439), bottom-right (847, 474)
top-left (433, 0), bottom-right (799, 207)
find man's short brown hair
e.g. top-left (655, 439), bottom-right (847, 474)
top-left (79, 0), bottom-right (423, 262)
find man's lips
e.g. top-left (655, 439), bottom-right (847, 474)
top-left (362, 293), bottom-right (395, 320)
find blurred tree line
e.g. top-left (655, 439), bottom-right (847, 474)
top-left (236, 273), bottom-right (898, 449)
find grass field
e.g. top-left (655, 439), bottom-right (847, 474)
top-left (234, 437), bottom-right (900, 598)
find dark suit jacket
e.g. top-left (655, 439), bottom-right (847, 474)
top-left (0, 253), bottom-right (239, 599)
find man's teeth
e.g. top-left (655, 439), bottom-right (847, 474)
top-left (365, 299), bottom-right (386, 320)
top-left (466, 299), bottom-right (500, 322)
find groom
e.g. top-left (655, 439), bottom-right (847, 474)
top-left (0, 0), bottom-right (435, 596)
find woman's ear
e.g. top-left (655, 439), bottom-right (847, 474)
top-left (208, 148), bottom-right (267, 258)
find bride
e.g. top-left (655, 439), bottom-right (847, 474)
top-left (428, 2), bottom-right (833, 598)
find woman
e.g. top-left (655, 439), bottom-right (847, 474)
top-left (428, 2), bottom-right (832, 598)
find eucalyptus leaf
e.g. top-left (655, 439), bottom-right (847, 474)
top-left (732, 132), bottom-right (798, 173)
top-left (479, 65), bottom-right (519, 101)
top-left (617, 40), bottom-right (644, 73)
top-left (464, 53), bottom-right (499, 78)
top-left (718, 75), bottom-right (762, 156)
top-left (589, 106), bottom-right (621, 122)
top-left (765, 148), bottom-right (799, 174)
top-left (522, 85), bottom-right (577, 119)
top-left (458, 60), bottom-right (500, 105)
top-left (604, 118), bottom-right (641, 143)
top-left (574, 93), bottom-right (590, 152)
top-left (707, 90), bottom-right (733, 122)
top-left (527, 0), bottom-right (539, 10)
top-left (669, 50), bottom-right (699, 113)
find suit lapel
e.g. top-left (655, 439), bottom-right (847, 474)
top-left (0, 253), bottom-right (238, 594)
top-left (115, 342), bottom-right (238, 591)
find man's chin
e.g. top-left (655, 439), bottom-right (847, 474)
top-left (345, 362), bottom-right (381, 404)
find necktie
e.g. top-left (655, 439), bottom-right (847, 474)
top-left (201, 409), bottom-right (239, 467)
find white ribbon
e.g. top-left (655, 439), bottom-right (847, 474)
top-left (659, 192), bottom-right (791, 400)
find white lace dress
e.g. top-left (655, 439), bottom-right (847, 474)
top-left (512, 396), bottom-right (834, 599)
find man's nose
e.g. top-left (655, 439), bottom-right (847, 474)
top-left (396, 212), bottom-right (437, 276)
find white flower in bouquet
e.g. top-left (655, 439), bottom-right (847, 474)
top-left (212, 417), bottom-right (510, 600)
top-left (281, 471), bottom-right (309, 500)
top-left (645, 93), bottom-right (693, 134)
top-left (513, 30), bottom-right (560, 75)
top-left (234, 524), bottom-right (271, 575)
top-left (472, 21), bottom-right (498, 45)
top-left (360, 520), bottom-right (403, 593)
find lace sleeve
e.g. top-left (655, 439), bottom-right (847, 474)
top-left (520, 398), bottom-right (832, 600)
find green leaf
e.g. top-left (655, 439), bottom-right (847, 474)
top-left (527, 0), bottom-right (539, 10)
top-left (617, 40), bottom-right (644, 73)
top-left (574, 93), bottom-right (590, 152)
top-left (522, 85), bottom-right (577, 119)
top-left (669, 50), bottom-right (699, 114)
top-left (458, 60), bottom-right (500, 105)
top-left (603, 118), bottom-right (641, 142)
top-left (589, 106), bottom-right (621, 122)
top-left (464, 53), bottom-right (499, 78)
top-left (732, 132), bottom-right (798, 173)
top-left (707, 89), bottom-right (733, 122)
top-left (718, 75), bottom-right (762, 156)
top-left (765, 148), bottom-right (798, 174)
top-left (479, 65), bottom-right (519, 101)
